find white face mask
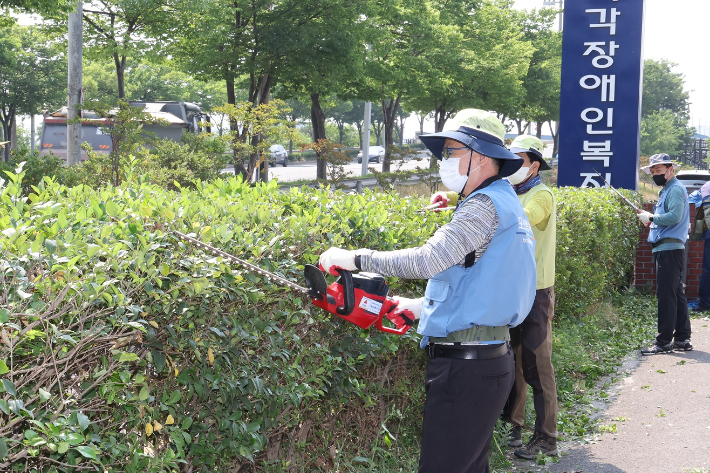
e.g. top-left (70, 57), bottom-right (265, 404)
top-left (439, 157), bottom-right (480, 194)
top-left (507, 166), bottom-right (531, 185)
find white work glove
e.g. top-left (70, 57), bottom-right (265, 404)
top-left (637, 211), bottom-right (653, 227)
top-left (319, 247), bottom-right (357, 276)
top-left (429, 191), bottom-right (450, 211)
top-left (386, 296), bottom-right (424, 329)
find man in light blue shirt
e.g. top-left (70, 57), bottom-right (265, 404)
top-left (637, 153), bottom-right (693, 354)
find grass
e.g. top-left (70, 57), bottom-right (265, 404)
top-left (329, 291), bottom-right (659, 473)
top-left (490, 290), bottom-right (657, 472)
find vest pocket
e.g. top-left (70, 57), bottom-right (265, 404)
top-left (424, 279), bottom-right (450, 307)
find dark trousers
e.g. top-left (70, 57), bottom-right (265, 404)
top-left (418, 346), bottom-right (513, 473)
top-left (655, 249), bottom-right (692, 345)
top-left (503, 287), bottom-right (558, 439)
top-left (698, 238), bottom-right (710, 310)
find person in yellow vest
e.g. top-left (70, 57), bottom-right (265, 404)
top-left (502, 135), bottom-right (558, 458)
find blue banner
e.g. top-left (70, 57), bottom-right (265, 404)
top-left (557, 0), bottom-right (645, 190)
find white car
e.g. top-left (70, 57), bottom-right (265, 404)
top-left (675, 169), bottom-right (710, 193)
top-left (268, 144), bottom-right (288, 167)
top-left (357, 145), bottom-right (385, 164)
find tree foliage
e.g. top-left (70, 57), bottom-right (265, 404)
top-left (640, 59), bottom-right (693, 157)
top-left (0, 21), bottom-right (66, 161)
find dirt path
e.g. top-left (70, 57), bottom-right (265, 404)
top-left (510, 317), bottom-right (710, 473)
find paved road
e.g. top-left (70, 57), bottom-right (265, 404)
top-left (517, 317), bottom-right (710, 473)
top-left (221, 153), bottom-right (434, 183)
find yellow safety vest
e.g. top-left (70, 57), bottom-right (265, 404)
top-left (519, 183), bottom-right (556, 289)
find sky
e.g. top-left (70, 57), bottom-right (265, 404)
top-left (513, 0), bottom-right (710, 134)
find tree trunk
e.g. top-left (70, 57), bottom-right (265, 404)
top-left (338, 123), bottom-right (345, 144)
top-left (0, 105), bottom-right (16, 162)
top-left (548, 121), bottom-right (560, 158)
top-left (311, 93), bottom-right (327, 179)
top-left (227, 79), bottom-right (247, 180)
top-left (381, 95), bottom-right (401, 173)
top-left (355, 122), bottom-right (363, 148)
top-left (250, 74), bottom-right (272, 182)
top-left (515, 119), bottom-right (523, 135)
top-left (10, 114), bottom-right (17, 151)
top-left (536, 121), bottom-right (543, 138)
top-left (114, 53), bottom-right (126, 99)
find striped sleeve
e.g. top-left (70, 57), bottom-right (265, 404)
top-left (358, 194), bottom-right (498, 279)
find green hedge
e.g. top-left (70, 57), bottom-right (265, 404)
top-left (553, 187), bottom-right (642, 318)
top-left (0, 170), bottom-right (443, 471)
top-left (0, 168), bottom-right (641, 471)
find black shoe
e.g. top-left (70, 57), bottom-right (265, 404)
top-left (673, 339), bottom-right (693, 351)
top-left (641, 343), bottom-right (674, 355)
top-left (508, 424), bottom-right (522, 447)
top-left (514, 432), bottom-right (558, 459)
top-left (691, 306), bottom-right (710, 313)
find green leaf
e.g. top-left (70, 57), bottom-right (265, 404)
top-left (57, 441), bottom-right (69, 454)
top-left (45, 239), bottom-right (57, 255)
top-left (77, 412), bottom-right (89, 431)
top-left (74, 445), bottom-right (97, 460)
top-left (1, 379), bottom-right (17, 397)
top-left (0, 438), bottom-right (7, 459)
top-left (38, 388), bottom-right (50, 402)
top-left (165, 390), bottom-right (181, 405)
top-left (0, 309), bottom-right (9, 324)
top-left (138, 386), bottom-right (149, 401)
top-left (66, 433), bottom-right (84, 445)
top-left (0, 361), bottom-right (8, 376)
top-left (117, 352), bottom-right (139, 363)
top-left (0, 400), bottom-right (9, 416)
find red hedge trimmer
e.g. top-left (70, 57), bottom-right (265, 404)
top-left (173, 231), bottom-right (411, 335)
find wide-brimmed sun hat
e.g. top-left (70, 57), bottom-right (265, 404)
top-left (640, 153), bottom-right (681, 174)
top-left (419, 109), bottom-right (523, 177)
top-left (509, 134), bottom-right (551, 171)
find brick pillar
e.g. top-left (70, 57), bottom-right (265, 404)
top-left (634, 202), bottom-right (704, 299)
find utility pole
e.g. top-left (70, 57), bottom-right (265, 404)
top-left (542, 0), bottom-right (564, 32)
top-left (67, 0), bottom-right (83, 166)
top-left (543, 0), bottom-right (563, 157)
top-left (361, 102), bottom-right (371, 176)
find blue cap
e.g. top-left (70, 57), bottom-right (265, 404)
top-left (419, 126), bottom-right (522, 177)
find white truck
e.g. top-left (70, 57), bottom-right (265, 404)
top-left (39, 101), bottom-right (205, 162)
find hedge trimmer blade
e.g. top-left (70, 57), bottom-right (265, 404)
top-left (172, 231), bottom-right (311, 295)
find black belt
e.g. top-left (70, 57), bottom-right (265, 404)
top-left (651, 237), bottom-right (683, 248)
top-left (426, 342), bottom-right (508, 360)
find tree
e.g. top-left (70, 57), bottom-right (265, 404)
top-left (640, 109), bottom-right (686, 157)
top-left (0, 0), bottom-right (73, 14)
top-left (170, 0), bottom-right (363, 179)
top-left (404, 0), bottom-right (533, 136)
top-left (641, 59), bottom-right (693, 157)
top-left (0, 22), bottom-right (66, 161)
top-left (328, 98), bottom-right (354, 145)
top-left (124, 62), bottom-right (227, 111)
top-left (511, 8), bottom-right (561, 153)
top-left (274, 0), bottom-right (367, 179)
top-left (362, 0), bottom-right (437, 172)
top-left (75, 0), bottom-right (171, 99)
top-left (642, 59), bottom-right (690, 121)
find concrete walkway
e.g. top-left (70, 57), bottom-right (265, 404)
top-left (511, 317), bottom-right (710, 473)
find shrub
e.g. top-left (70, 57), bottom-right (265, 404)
top-left (0, 166), bottom-right (642, 471)
top-left (553, 186), bottom-right (642, 318)
top-left (0, 168), bottom-right (444, 471)
top-left (0, 150), bottom-right (73, 194)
